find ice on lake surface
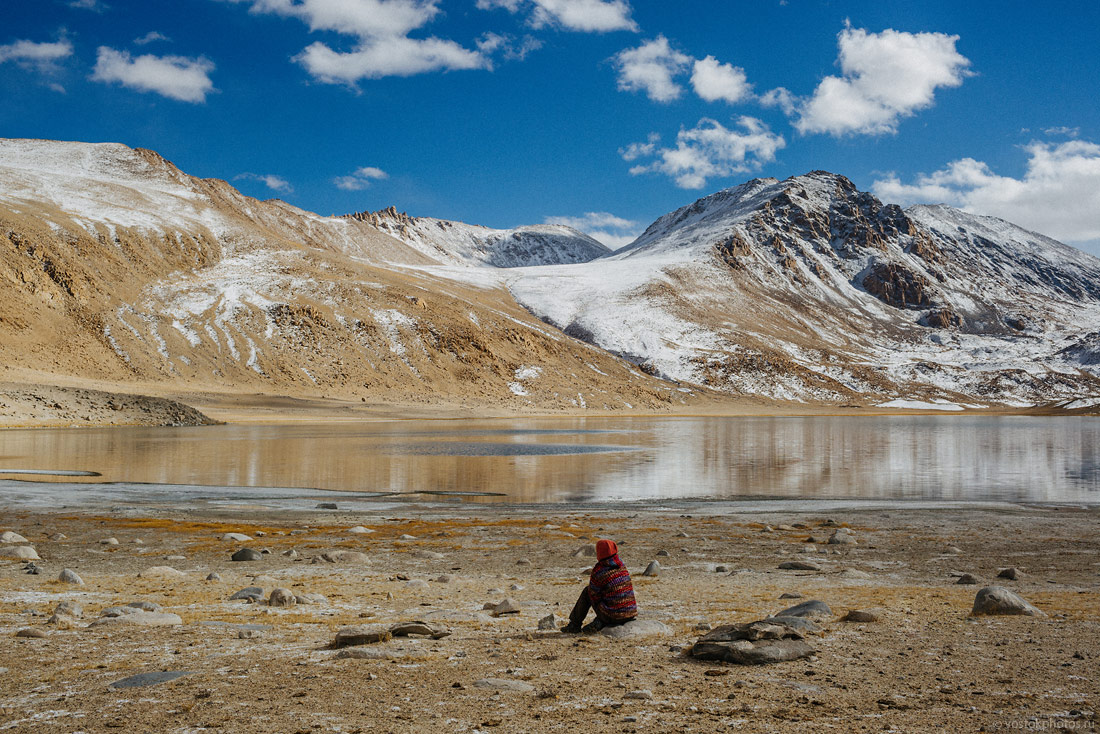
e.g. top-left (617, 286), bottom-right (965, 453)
top-left (0, 416), bottom-right (1096, 507)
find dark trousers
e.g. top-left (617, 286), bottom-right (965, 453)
top-left (569, 587), bottom-right (628, 629)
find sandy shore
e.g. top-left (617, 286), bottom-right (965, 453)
top-left (1, 502), bottom-right (1097, 732)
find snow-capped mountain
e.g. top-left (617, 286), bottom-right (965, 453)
top-left (347, 207), bottom-right (610, 267)
top-left (2, 138), bottom-right (1098, 410)
top-left (507, 171), bottom-right (1100, 405)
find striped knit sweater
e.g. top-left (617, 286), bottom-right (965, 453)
top-left (587, 553), bottom-right (637, 621)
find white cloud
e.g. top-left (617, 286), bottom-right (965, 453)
top-left (222, 0), bottom-right (488, 83)
top-left (476, 32), bottom-right (542, 61)
top-left (544, 211), bottom-right (640, 249)
top-left (0, 39), bottom-right (74, 73)
top-left (619, 132), bottom-right (660, 161)
top-left (70, 0), bottom-right (107, 10)
top-left (234, 172), bottom-right (293, 193)
top-left (872, 139), bottom-right (1100, 247)
top-left (477, 0), bottom-right (637, 32)
top-left (613, 36), bottom-right (692, 103)
top-left (134, 31), bottom-right (171, 46)
top-left (759, 86), bottom-right (796, 115)
top-left (794, 26), bottom-right (971, 136)
top-left (1043, 126), bottom-right (1079, 138)
top-left (335, 166), bottom-right (389, 190)
top-left (690, 55), bottom-right (751, 104)
top-left (625, 116), bottom-right (785, 190)
top-left (91, 47), bottom-right (216, 102)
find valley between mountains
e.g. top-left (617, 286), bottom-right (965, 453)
top-left (2, 138), bottom-right (1098, 425)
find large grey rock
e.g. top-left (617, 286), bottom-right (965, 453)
top-left (268, 588), bottom-right (297, 608)
top-left (16, 628), bottom-right (48, 639)
top-left (774, 600), bottom-right (833, 620)
top-left (828, 529), bottom-right (857, 545)
top-left (971, 586), bottom-right (1046, 617)
top-left (221, 533), bottom-right (252, 542)
top-left (778, 561), bottom-right (821, 571)
top-left (843, 608), bottom-right (883, 623)
top-left (473, 678), bottom-right (534, 693)
top-left (231, 548), bottom-right (262, 562)
top-left (332, 626), bottom-right (392, 648)
top-left (691, 619), bottom-right (815, 665)
top-left (411, 550), bottom-right (444, 560)
top-left (538, 613), bottom-right (563, 631)
top-left (127, 601), bottom-right (161, 613)
top-left (641, 561), bottom-right (660, 577)
top-left (390, 621), bottom-right (451, 639)
top-left (599, 620), bottom-right (671, 639)
top-left (997, 567), bottom-right (1023, 580)
top-left (491, 598), bottom-right (521, 617)
top-left (1, 531), bottom-right (28, 544)
top-left (0, 546), bottom-right (39, 560)
top-left (319, 550), bottom-right (370, 564)
top-left (137, 566), bottom-right (185, 579)
top-left (765, 616), bottom-right (822, 634)
top-left (90, 612), bottom-right (183, 627)
top-left (230, 587), bottom-right (264, 601)
top-left (100, 606), bottom-right (141, 617)
top-left (109, 671), bottom-right (194, 689)
top-left (347, 526), bottom-right (374, 534)
top-left (58, 569), bottom-right (84, 585)
top-left (956, 573), bottom-right (979, 585)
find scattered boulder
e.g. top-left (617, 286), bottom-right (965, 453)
top-left (473, 678), bottom-right (534, 693)
top-left (53, 601), bottom-right (83, 619)
top-left (600, 620), bottom-right (672, 639)
top-left (691, 620), bottom-right (815, 665)
top-left (16, 628), bottom-right (47, 639)
top-left (997, 567), bottom-right (1023, 580)
top-left (390, 621), bottom-right (451, 639)
top-left (230, 587), bottom-right (264, 602)
top-left (268, 588), bottom-right (297, 608)
top-left (971, 586), bottom-right (1046, 617)
top-left (538, 613), bottom-right (563, 631)
top-left (779, 592), bottom-right (803, 600)
top-left (764, 616), bottom-right (822, 634)
top-left (0, 546), bottom-right (39, 560)
top-left (843, 608), bottom-right (883, 623)
top-left (206, 572), bottom-right (222, 582)
top-left (838, 569), bottom-right (873, 580)
top-left (319, 551), bottom-right (370, 564)
top-left (127, 601), bottom-right (161, 613)
top-left (137, 566), bottom-right (185, 579)
top-left (1, 531), bottom-right (28, 543)
top-left (778, 561), bottom-right (821, 571)
top-left (828, 529), bottom-right (857, 545)
top-left (283, 549), bottom-right (299, 559)
top-left (100, 538), bottom-right (119, 546)
top-left (411, 550), bottom-right (444, 560)
top-left (641, 561), bottom-right (660, 577)
top-left (221, 533), bottom-right (252, 542)
top-left (295, 593), bottom-right (328, 606)
top-left (774, 600), bottom-right (833, 620)
top-left (656, 550), bottom-right (670, 557)
top-left (348, 526), bottom-right (374, 534)
top-left (90, 612), bottom-right (183, 628)
top-left (58, 569), bottom-right (84, 585)
top-left (571, 545), bottom-right (597, 558)
top-left (316, 503), bottom-right (338, 510)
top-left (231, 548), bottom-right (263, 562)
top-left (332, 626), bottom-right (391, 648)
top-left (956, 574), bottom-right (979, 585)
top-left (109, 671), bottom-right (194, 689)
top-left (491, 598), bottom-right (521, 617)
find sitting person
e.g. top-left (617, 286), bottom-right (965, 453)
top-left (562, 539), bottom-right (637, 633)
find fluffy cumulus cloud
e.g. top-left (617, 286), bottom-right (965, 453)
top-left (690, 55), bottom-right (751, 104)
top-left (544, 211), bottom-right (640, 249)
top-left (334, 166), bottom-right (389, 190)
top-left (477, 0), bottom-right (637, 33)
top-left (0, 38), bottom-right (74, 73)
top-left (234, 172), bottom-right (294, 193)
top-left (795, 26), bottom-right (971, 136)
top-left (872, 140), bottom-right (1100, 248)
top-left (221, 0), bottom-right (487, 84)
top-left (91, 47), bottom-right (216, 102)
top-left (624, 116), bottom-right (785, 190)
top-left (614, 36), bottom-right (692, 103)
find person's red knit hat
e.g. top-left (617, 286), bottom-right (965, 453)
top-left (595, 539), bottom-right (617, 560)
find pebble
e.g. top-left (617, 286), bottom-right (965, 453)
top-left (516, 559), bottom-right (531, 566)
top-left (656, 549), bottom-right (669, 557)
top-left (58, 569), bottom-right (84, 585)
top-left (268, 588), bottom-right (297, 607)
top-left (100, 538), bottom-right (119, 546)
top-left (538, 613), bottom-right (563, 631)
top-left (714, 565), bottom-right (729, 573)
top-left (642, 561), bottom-right (660, 577)
top-left (971, 586), bottom-right (1046, 617)
top-left (1, 531), bottom-right (28, 543)
top-left (16, 628), bottom-right (47, 639)
top-left (231, 548), bottom-right (263, 562)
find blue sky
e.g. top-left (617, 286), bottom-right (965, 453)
top-left (1, 0), bottom-right (1099, 253)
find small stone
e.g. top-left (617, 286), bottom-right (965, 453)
top-left (316, 503), bottom-right (338, 510)
top-left (127, 601), bottom-right (161, 612)
top-left (390, 621), bottom-right (450, 639)
top-left (100, 538), bottom-right (119, 546)
top-left (239, 629), bottom-right (263, 639)
top-left (53, 601), bottom-right (83, 618)
top-left (283, 549), bottom-right (300, 559)
top-left (799, 545), bottom-right (818, 554)
top-left (838, 569), bottom-right (872, 580)
top-left (230, 587), bottom-right (265, 601)
top-left (58, 569), bottom-right (84, 585)
top-left (399, 534), bottom-right (418, 540)
top-left (828, 529), bottom-right (856, 545)
top-left (624, 689), bottom-right (653, 700)
top-left (473, 678), bottom-right (534, 693)
top-left (779, 592), bottom-right (803, 600)
top-left (956, 574), bottom-right (979, 585)
top-left (137, 566), bottom-right (185, 579)
top-left (163, 555), bottom-right (186, 561)
top-left (48, 533), bottom-right (66, 541)
top-left (332, 626), bottom-right (392, 648)
top-left (16, 628), bottom-right (47, 639)
top-left (778, 561), bottom-right (821, 571)
top-left (676, 531), bottom-right (690, 538)
top-left (268, 588), bottom-right (297, 607)
top-left (433, 574), bottom-right (453, 584)
top-left (761, 525), bottom-right (774, 533)
top-left (843, 608), bottom-right (883, 623)
top-left (695, 622), bottom-right (713, 632)
top-left (642, 561), bottom-right (660, 577)
top-left (971, 586), bottom-right (1046, 617)
top-left (411, 550), bottom-right (444, 560)
top-left (944, 546), bottom-right (962, 554)
top-left (221, 533), bottom-right (252, 542)
top-left (997, 567), bottom-right (1023, 580)
top-left (1, 531), bottom-right (29, 543)
top-left (206, 572), bottom-right (222, 581)
top-left (538, 613), bottom-right (563, 631)
top-left (348, 526), bottom-right (374, 534)
top-left (89, 613), bottom-right (184, 627)
top-left (656, 550), bottom-right (670, 557)
top-left (492, 598), bottom-right (521, 617)
top-left (0, 546), bottom-right (39, 560)
top-left (295, 593), bottom-right (328, 605)
top-left (509, 583), bottom-right (523, 591)
top-left (516, 559), bottom-right (531, 566)
top-left (715, 565), bottom-right (729, 573)
top-left (231, 548), bottom-right (263, 562)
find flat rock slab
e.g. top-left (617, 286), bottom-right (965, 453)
top-left (1, 531), bottom-right (29, 543)
top-left (320, 551), bottom-right (370, 564)
top-left (473, 678), bottom-right (534, 693)
top-left (697, 619), bottom-right (808, 644)
top-left (390, 621), bottom-right (451, 639)
top-left (230, 587), bottom-right (264, 601)
top-left (778, 561), bottom-right (822, 571)
top-left (692, 638), bottom-right (815, 665)
top-left (333, 626), bottom-right (392, 648)
top-left (774, 600), bottom-right (833, 620)
top-left (337, 648), bottom-right (412, 661)
top-left (843, 608), bottom-right (884, 623)
top-left (109, 671), bottom-right (195, 689)
top-left (763, 616), bottom-right (822, 634)
top-left (90, 613), bottom-right (183, 628)
top-left (600, 620), bottom-right (672, 639)
top-left (971, 586), bottom-right (1046, 617)
top-left (197, 621), bottom-right (272, 632)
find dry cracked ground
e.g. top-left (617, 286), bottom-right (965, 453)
top-left (0, 506), bottom-right (1097, 733)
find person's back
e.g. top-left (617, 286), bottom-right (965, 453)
top-left (562, 539), bottom-right (637, 633)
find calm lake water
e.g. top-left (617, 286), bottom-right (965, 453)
top-left (0, 416), bottom-right (1097, 506)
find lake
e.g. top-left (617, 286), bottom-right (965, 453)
top-left (0, 416), bottom-right (1097, 507)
